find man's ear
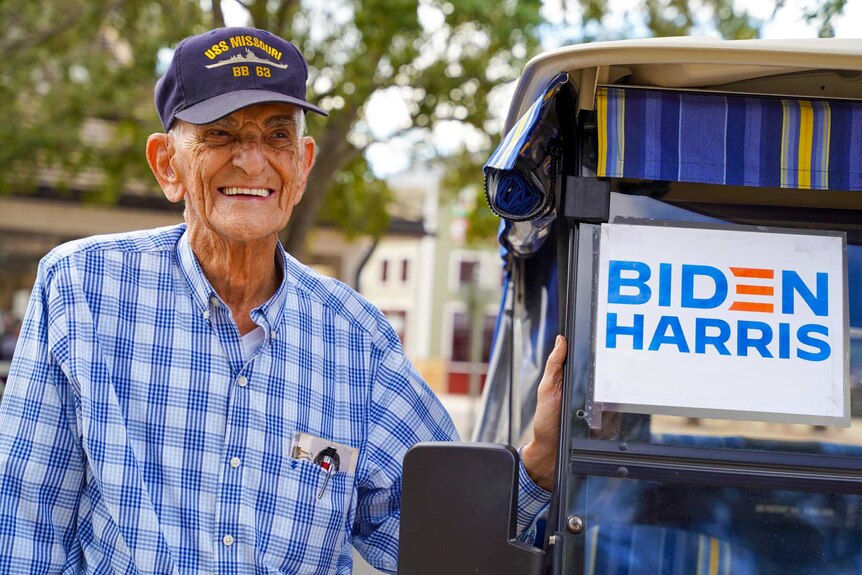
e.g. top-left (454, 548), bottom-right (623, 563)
top-left (290, 136), bottom-right (317, 206)
top-left (146, 132), bottom-right (184, 203)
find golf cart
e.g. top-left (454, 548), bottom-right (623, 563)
top-left (399, 37), bottom-right (862, 574)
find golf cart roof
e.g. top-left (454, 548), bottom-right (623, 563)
top-left (504, 36), bottom-right (862, 132)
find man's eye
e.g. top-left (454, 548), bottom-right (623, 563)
top-left (268, 131), bottom-right (296, 147)
top-left (205, 130), bottom-right (232, 142)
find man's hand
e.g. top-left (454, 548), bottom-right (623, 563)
top-left (520, 335), bottom-right (567, 491)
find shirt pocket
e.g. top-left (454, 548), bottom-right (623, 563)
top-left (258, 458), bottom-right (355, 575)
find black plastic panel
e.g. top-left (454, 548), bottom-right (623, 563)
top-left (398, 443), bottom-right (545, 575)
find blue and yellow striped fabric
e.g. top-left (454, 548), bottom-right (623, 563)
top-left (597, 87), bottom-right (862, 191)
top-left (584, 524), bottom-right (757, 575)
top-left (484, 73), bottom-right (568, 221)
top-left (486, 72), bottom-right (568, 171)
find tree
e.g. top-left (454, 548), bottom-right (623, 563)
top-left (0, 0), bottom-right (847, 259)
top-left (0, 0), bottom-right (544, 260)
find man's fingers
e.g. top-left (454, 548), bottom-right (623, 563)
top-left (538, 335), bottom-right (567, 398)
top-left (544, 335), bottom-right (567, 380)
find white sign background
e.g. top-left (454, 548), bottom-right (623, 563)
top-left (594, 223), bottom-right (848, 426)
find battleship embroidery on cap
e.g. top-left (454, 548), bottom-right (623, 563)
top-left (206, 48), bottom-right (289, 70)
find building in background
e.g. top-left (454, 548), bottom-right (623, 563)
top-left (359, 166), bottom-right (503, 408)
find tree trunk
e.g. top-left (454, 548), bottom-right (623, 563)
top-left (211, 0), bottom-right (225, 27)
top-left (282, 105), bottom-right (361, 260)
top-left (273, 0), bottom-right (300, 35)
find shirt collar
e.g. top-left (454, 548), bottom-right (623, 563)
top-left (176, 227), bottom-right (290, 336)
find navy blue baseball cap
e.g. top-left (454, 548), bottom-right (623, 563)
top-left (155, 27), bottom-right (327, 131)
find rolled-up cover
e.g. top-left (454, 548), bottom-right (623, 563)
top-left (484, 73), bottom-right (569, 222)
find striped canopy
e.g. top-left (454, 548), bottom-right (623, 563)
top-left (597, 86), bottom-right (862, 191)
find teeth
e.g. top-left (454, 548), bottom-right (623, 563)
top-left (222, 187), bottom-right (270, 197)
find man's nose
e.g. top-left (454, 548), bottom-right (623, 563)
top-left (232, 138), bottom-right (266, 175)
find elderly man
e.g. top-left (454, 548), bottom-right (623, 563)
top-left (0, 27), bottom-right (565, 574)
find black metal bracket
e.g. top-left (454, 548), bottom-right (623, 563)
top-left (563, 176), bottom-right (610, 226)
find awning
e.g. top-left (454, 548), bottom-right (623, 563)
top-left (597, 86), bottom-right (862, 191)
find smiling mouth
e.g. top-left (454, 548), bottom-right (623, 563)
top-left (220, 187), bottom-right (273, 197)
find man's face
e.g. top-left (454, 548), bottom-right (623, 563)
top-left (165, 103), bottom-right (315, 244)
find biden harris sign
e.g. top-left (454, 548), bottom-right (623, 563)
top-left (593, 223), bottom-right (849, 427)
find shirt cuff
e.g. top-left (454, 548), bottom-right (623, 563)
top-left (516, 446), bottom-right (552, 536)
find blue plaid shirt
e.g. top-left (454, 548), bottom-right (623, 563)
top-left (0, 224), bottom-right (549, 574)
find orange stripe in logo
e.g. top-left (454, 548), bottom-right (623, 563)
top-left (729, 302), bottom-right (774, 313)
top-left (730, 267), bottom-right (774, 279)
top-left (735, 285), bottom-right (774, 296)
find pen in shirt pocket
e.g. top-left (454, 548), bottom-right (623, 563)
top-left (289, 431), bottom-right (358, 499)
top-left (315, 447), bottom-right (340, 499)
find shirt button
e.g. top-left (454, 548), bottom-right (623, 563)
top-left (202, 310), bottom-right (211, 320)
top-left (230, 457), bottom-right (241, 468)
top-left (237, 375), bottom-right (248, 387)
top-left (222, 534), bottom-right (235, 546)
top-left (210, 296), bottom-right (220, 307)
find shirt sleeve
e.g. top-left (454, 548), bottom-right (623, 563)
top-left (516, 448), bottom-right (552, 544)
top-left (351, 334), bottom-right (458, 575)
top-left (0, 262), bottom-right (85, 573)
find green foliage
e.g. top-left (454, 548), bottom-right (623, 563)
top-left (643, 0), bottom-right (696, 36)
top-left (641, 0), bottom-right (760, 39)
top-left (259, 0), bottom-right (547, 254)
top-left (0, 0), bottom-right (206, 199)
top-left (319, 154), bottom-right (392, 239)
top-left (0, 0), bottom-right (849, 251)
top-left (441, 151), bottom-right (499, 245)
top-left (803, 0), bottom-right (847, 37)
top-left (0, 0), bottom-right (546, 254)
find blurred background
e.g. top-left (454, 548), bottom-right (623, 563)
top-left (0, 0), bottom-right (855, 572)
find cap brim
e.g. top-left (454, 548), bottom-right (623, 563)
top-left (175, 89), bottom-right (328, 124)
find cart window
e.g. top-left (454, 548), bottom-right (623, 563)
top-left (566, 474), bottom-right (862, 575)
top-left (563, 190), bottom-right (862, 573)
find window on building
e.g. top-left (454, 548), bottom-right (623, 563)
top-left (380, 259), bottom-right (389, 283)
top-left (458, 260), bottom-right (478, 287)
top-left (482, 313), bottom-right (496, 360)
top-left (446, 309), bottom-right (497, 395)
top-left (383, 309), bottom-right (407, 346)
top-left (449, 310), bottom-right (496, 363)
top-left (450, 311), bottom-right (470, 362)
top-left (401, 259), bottom-right (410, 283)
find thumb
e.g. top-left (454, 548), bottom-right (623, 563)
top-left (539, 335), bottom-right (567, 394)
